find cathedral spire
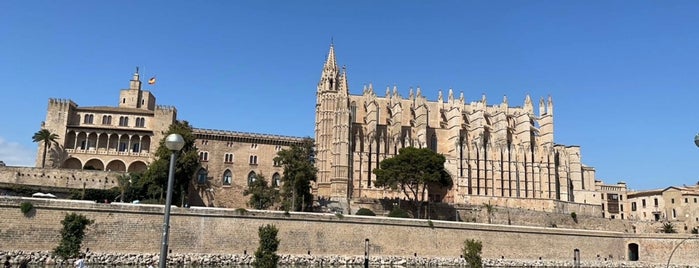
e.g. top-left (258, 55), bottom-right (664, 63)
top-left (318, 43), bottom-right (340, 92)
top-left (324, 43), bottom-right (338, 72)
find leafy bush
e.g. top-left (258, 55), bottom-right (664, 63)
top-left (355, 208), bottom-right (376, 216)
top-left (388, 207), bottom-right (410, 218)
top-left (427, 220), bottom-right (434, 228)
top-left (54, 213), bottom-right (93, 259)
top-left (253, 224), bottom-right (279, 268)
top-left (20, 202), bottom-right (34, 215)
top-left (462, 239), bottom-right (483, 268)
top-left (335, 213), bottom-right (344, 219)
top-left (570, 212), bottom-right (578, 223)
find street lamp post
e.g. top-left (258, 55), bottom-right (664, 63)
top-left (159, 134), bottom-right (185, 268)
top-left (364, 238), bottom-right (370, 268)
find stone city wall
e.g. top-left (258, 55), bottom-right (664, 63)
top-left (1, 197), bottom-right (697, 266)
top-left (0, 166), bottom-right (120, 193)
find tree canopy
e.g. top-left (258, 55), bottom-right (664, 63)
top-left (138, 120), bottom-right (200, 204)
top-left (274, 138), bottom-right (316, 211)
top-left (373, 147), bottom-right (452, 218)
top-left (32, 129), bottom-right (59, 168)
top-left (244, 174), bottom-right (279, 210)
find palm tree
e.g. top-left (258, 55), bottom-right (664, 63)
top-left (482, 202), bottom-right (496, 224)
top-left (32, 129), bottom-right (59, 168)
top-left (116, 173), bottom-right (131, 202)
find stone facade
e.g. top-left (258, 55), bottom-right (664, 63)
top-left (36, 70), bottom-right (306, 209)
top-left (595, 181), bottom-right (629, 219)
top-left (314, 45), bottom-right (602, 209)
top-left (627, 185), bottom-right (699, 233)
top-left (187, 129), bottom-right (305, 208)
top-left (37, 69), bottom-right (177, 173)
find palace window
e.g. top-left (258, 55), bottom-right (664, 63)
top-left (275, 145), bottom-right (282, 151)
top-left (135, 117), bottom-right (145, 128)
top-left (273, 159), bottom-right (281, 167)
top-left (631, 202), bottom-right (636, 211)
top-left (272, 173), bottom-right (281, 188)
top-left (102, 115), bottom-right (112, 125)
top-left (249, 155), bottom-right (258, 165)
top-left (654, 198), bottom-right (658, 206)
top-left (222, 170), bottom-right (232, 186)
top-left (642, 199), bottom-right (646, 208)
top-left (83, 114), bottom-right (94, 124)
top-left (247, 171), bottom-right (257, 186)
top-left (224, 153), bottom-right (234, 163)
top-left (251, 143), bottom-right (258, 149)
top-left (685, 198), bottom-right (688, 203)
top-left (119, 116), bottom-right (129, 126)
top-left (118, 142), bottom-right (127, 152)
top-left (671, 198), bottom-right (675, 204)
top-left (197, 169), bottom-right (208, 184)
top-left (201, 140), bottom-right (209, 145)
top-left (199, 151), bottom-right (209, 162)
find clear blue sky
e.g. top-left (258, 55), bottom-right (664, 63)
top-left (1, 1), bottom-right (699, 191)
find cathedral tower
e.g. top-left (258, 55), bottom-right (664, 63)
top-left (315, 44), bottom-right (351, 201)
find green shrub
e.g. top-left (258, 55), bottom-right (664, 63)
top-left (54, 213), bottom-right (93, 259)
top-left (462, 239), bottom-right (483, 268)
top-left (253, 224), bottom-right (279, 268)
top-left (387, 207), bottom-right (410, 218)
top-left (427, 219), bottom-right (434, 228)
top-left (355, 208), bottom-right (376, 216)
top-left (20, 202), bottom-right (34, 215)
top-left (335, 213), bottom-right (344, 219)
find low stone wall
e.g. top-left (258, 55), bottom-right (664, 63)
top-left (1, 197), bottom-right (698, 266)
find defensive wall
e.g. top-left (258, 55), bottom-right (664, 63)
top-left (1, 197), bottom-right (697, 266)
top-left (0, 166), bottom-right (120, 193)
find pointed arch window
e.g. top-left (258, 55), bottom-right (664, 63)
top-left (247, 171), bottom-right (257, 186)
top-left (223, 170), bottom-right (232, 186)
top-left (197, 168), bottom-right (208, 184)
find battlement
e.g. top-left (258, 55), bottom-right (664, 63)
top-left (48, 98), bottom-right (77, 107)
top-left (156, 105), bottom-right (176, 111)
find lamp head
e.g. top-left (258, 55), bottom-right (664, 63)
top-left (165, 134), bottom-right (185, 151)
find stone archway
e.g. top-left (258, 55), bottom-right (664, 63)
top-left (106, 160), bottom-right (126, 172)
top-left (62, 158), bottom-right (82, 169)
top-left (84, 159), bottom-right (105, 171)
top-left (127, 161), bottom-right (148, 173)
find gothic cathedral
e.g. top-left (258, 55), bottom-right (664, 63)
top-left (314, 44), bottom-right (599, 207)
